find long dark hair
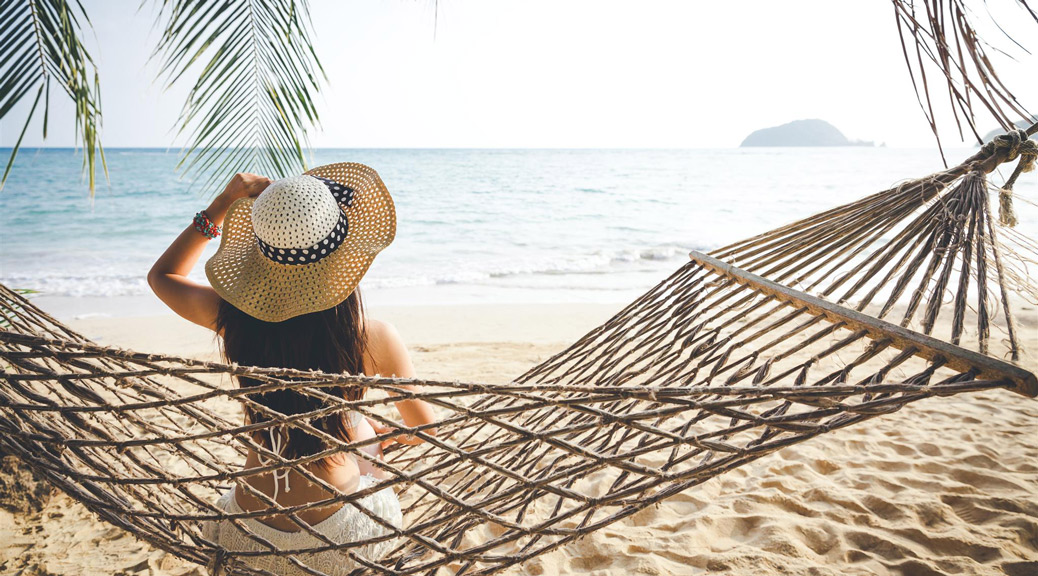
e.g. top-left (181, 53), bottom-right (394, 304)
top-left (216, 290), bottom-right (368, 462)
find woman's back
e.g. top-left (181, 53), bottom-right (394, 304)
top-left (204, 319), bottom-right (420, 572)
top-left (147, 168), bottom-right (435, 571)
top-left (226, 318), bottom-right (412, 522)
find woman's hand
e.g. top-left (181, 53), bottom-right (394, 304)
top-left (202, 173), bottom-right (272, 228)
top-left (368, 418), bottom-right (429, 450)
top-left (218, 173), bottom-right (272, 206)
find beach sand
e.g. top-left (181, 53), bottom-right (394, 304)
top-left (2, 303), bottom-right (1037, 576)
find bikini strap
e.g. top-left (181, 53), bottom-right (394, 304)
top-left (258, 426), bottom-right (291, 501)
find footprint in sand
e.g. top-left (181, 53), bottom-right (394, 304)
top-left (844, 529), bottom-right (915, 562)
top-left (917, 442), bottom-right (943, 457)
top-left (859, 494), bottom-right (909, 522)
top-left (959, 453), bottom-right (1008, 472)
top-left (950, 469), bottom-right (1028, 491)
top-left (892, 526), bottom-right (1002, 562)
top-left (877, 440), bottom-right (918, 457)
top-left (1001, 561), bottom-right (1038, 576)
top-left (795, 525), bottom-right (840, 555)
top-left (889, 558), bottom-right (946, 576)
top-left (809, 458), bottom-right (842, 475)
top-left (945, 495), bottom-right (1002, 525)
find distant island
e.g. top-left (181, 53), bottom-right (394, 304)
top-left (982, 119), bottom-right (1035, 142)
top-left (740, 119), bottom-right (874, 147)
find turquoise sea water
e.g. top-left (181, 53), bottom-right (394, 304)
top-left (1, 147), bottom-right (1035, 317)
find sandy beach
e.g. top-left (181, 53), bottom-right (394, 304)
top-left (1, 302), bottom-right (1036, 576)
top-left (3, 0), bottom-right (1037, 573)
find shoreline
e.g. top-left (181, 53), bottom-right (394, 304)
top-left (29, 287), bottom-right (646, 323)
top-left (65, 302), bottom-right (622, 364)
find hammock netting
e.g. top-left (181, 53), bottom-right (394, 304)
top-left (1, 129), bottom-right (1036, 576)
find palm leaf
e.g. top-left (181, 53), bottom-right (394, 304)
top-left (151, 0), bottom-right (325, 194)
top-left (891, 0), bottom-right (1037, 160)
top-left (0, 0), bottom-right (105, 194)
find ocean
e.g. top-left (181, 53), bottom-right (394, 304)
top-left (2, 147), bottom-right (1035, 318)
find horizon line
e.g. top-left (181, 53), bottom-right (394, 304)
top-left (0, 144), bottom-right (967, 152)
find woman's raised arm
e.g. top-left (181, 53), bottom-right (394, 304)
top-left (148, 173), bottom-right (270, 331)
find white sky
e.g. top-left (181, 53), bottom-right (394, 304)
top-left (2, 0), bottom-right (1036, 149)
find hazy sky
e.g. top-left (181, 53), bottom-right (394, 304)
top-left (3, 0), bottom-right (1036, 149)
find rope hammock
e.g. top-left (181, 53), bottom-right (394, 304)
top-left (1, 127), bottom-right (1036, 576)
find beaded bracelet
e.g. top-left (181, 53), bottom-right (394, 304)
top-left (192, 210), bottom-right (221, 240)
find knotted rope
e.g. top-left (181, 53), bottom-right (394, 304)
top-left (987, 128), bottom-right (1038, 227)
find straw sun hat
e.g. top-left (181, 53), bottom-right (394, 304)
top-left (205, 162), bottom-right (396, 322)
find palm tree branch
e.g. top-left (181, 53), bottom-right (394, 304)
top-left (153, 0), bottom-right (323, 194)
top-left (0, 0), bottom-right (104, 194)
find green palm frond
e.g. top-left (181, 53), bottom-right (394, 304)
top-left (152, 0), bottom-right (325, 194)
top-left (0, 0), bottom-right (105, 194)
top-left (891, 0), bottom-right (1037, 160)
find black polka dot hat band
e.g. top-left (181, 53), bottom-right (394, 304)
top-left (252, 176), bottom-right (353, 265)
top-left (205, 163), bottom-right (396, 322)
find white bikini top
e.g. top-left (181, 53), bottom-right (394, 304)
top-left (263, 411), bottom-right (366, 499)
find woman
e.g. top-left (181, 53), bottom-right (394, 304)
top-left (148, 164), bottom-right (434, 574)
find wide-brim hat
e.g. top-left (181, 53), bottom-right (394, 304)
top-left (205, 162), bottom-right (395, 322)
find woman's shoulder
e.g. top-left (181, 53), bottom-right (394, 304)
top-left (363, 317), bottom-right (403, 348)
top-left (361, 317), bottom-right (413, 378)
